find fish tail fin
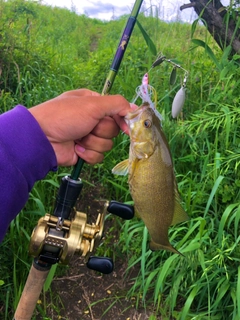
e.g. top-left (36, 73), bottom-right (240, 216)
top-left (149, 240), bottom-right (183, 256)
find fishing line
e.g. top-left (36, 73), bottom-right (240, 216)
top-left (132, 53), bottom-right (189, 119)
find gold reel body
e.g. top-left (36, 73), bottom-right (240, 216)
top-left (29, 202), bottom-right (108, 264)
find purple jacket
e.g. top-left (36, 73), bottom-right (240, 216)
top-left (0, 105), bottom-right (57, 242)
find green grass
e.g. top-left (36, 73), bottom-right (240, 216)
top-left (1, 0), bottom-right (240, 319)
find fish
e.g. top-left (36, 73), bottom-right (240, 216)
top-left (112, 102), bottom-right (188, 254)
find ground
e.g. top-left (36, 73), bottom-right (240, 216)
top-left (42, 257), bottom-right (153, 320)
top-left (35, 178), bottom-right (158, 320)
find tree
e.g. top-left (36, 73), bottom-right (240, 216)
top-left (180, 0), bottom-right (240, 55)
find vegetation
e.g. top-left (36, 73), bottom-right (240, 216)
top-left (180, 0), bottom-right (240, 56)
top-left (0, 0), bottom-right (240, 319)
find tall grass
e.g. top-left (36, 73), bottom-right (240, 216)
top-left (1, 0), bottom-right (240, 319)
top-left (114, 25), bottom-right (240, 319)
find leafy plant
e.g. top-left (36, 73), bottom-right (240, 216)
top-left (1, 1), bottom-right (240, 319)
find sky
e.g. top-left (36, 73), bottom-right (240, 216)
top-left (42, 0), bottom-right (200, 22)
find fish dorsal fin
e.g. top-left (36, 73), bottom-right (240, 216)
top-left (112, 159), bottom-right (129, 176)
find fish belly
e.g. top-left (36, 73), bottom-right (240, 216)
top-left (129, 151), bottom-right (175, 247)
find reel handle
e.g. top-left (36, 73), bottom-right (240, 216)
top-left (108, 200), bottom-right (134, 220)
top-left (87, 256), bottom-right (114, 274)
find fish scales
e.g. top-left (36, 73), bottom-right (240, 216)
top-left (112, 102), bottom-right (188, 254)
top-left (130, 147), bottom-right (175, 247)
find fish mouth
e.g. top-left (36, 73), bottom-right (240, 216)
top-left (130, 137), bottom-right (139, 143)
top-left (125, 102), bottom-right (150, 121)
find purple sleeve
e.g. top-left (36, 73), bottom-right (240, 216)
top-left (0, 105), bottom-right (57, 242)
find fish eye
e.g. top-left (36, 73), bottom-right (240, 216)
top-left (144, 119), bottom-right (152, 128)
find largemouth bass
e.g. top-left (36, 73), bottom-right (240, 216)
top-left (112, 102), bottom-right (188, 254)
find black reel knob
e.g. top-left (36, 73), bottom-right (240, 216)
top-left (85, 201), bottom-right (134, 274)
top-left (86, 256), bottom-right (114, 274)
top-left (107, 201), bottom-right (134, 220)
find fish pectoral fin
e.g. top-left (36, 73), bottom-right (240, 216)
top-left (133, 207), bottom-right (140, 218)
top-left (112, 159), bottom-right (129, 176)
top-left (171, 199), bottom-right (189, 226)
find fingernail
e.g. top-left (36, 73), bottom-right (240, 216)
top-left (76, 145), bottom-right (85, 153)
top-left (130, 103), bottom-right (138, 110)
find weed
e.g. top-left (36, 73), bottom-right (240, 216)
top-left (1, 1), bottom-right (240, 319)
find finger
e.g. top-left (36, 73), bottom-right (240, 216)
top-left (91, 116), bottom-right (119, 138)
top-left (52, 95), bottom-right (133, 140)
top-left (113, 103), bottom-right (138, 134)
top-left (77, 95), bottom-right (133, 119)
top-left (113, 115), bottom-right (129, 134)
top-left (76, 134), bottom-right (113, 153)
top-left (74, 147), bottom-right (104, 165)
top-left (51, 141), bottom-right (79, 166)
top-left (59, 89), bottom-right (101, 97)
top-left (100, 95), bottom-right (132, 117)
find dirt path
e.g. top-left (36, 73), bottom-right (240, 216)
top-left (35, 179), bottom-right (157, 319)
top-left (45, 257), bottom-right (153, 320)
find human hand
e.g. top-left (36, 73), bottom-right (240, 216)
top-left (29, 89), bottom-right (135, 166)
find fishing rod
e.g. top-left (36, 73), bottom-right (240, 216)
top-left (71, 0), bottom-right (144, 180)
top-left (13, 1), bottom-right (143, 319)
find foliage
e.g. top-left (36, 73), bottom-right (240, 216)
top-left (0, 0), bottom-right (240, 319)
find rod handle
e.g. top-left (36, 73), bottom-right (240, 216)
top-left (14, 260), bottom-right (51, 320)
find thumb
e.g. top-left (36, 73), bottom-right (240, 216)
top-left (88, 95), bottom-right (134, 119)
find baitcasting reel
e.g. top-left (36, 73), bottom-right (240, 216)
top-left (29, 203), bottom-right (107, 265)
top-left (29, 175), bottom-right (134, 274)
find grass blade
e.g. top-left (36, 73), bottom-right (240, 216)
top-left (191, 38), bottom-right (221, 70)
top-left (204, 175), bottom-right (224, 217)
top-left (154, 254), bottom-right (178, 304)
top-left (218, 203), bottom-right (239, 246)
top-left (180, 285), bottom-right (199, 320)
top-left (136, 19), bottom-right (157, 56)
top-left (237, 266), bottom-right (240, 318)
top-left (44, 264), bottom-right (58, 292)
